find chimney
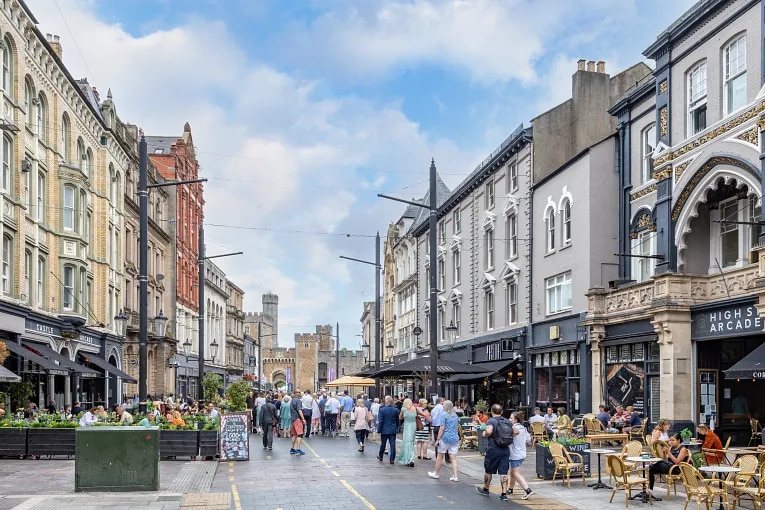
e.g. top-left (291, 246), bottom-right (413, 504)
top-left (586, 61), bottom-right (595, 72)
top-left (596, 60), bottom-right (606, 73)
top-left (48, 34), bottom-right (62, 60)
top-left (577, 59), bottom-right (586, 71)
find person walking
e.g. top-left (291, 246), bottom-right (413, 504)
top-left (260, 396), bottom-right (278, 451)
top-left (301, 389), bottom-right (313, 438)
top-left (377, 396), bottom-right (399, 464)
top-left (353, 398), bottom-right (370, 452)
top-left (318, 392), bottom-right (328, 436)
top-left (311, 394), bottom-right (321, 436)
top-left (326, 392), bottom-right (340, 436)
top-left (279, 395), bottom-right (293, 439)
top-left (289, 390), bottom-right (307, 455)
top-left (476, 404), bottom-right (512, 501)
top-left (428, 400), bottom-right (460, 482)
top-left (370, 398), bottom-right (381, 442)
top-left (415, 398), bottom-right (432, 460)
top-left (507, 411), bottom-right (534, 500)
top-left (430, 397), bottom-right (446, 462)
top-left (398, 398), bottom-right (417, 467)
top-left (246, 391), bottom-right (255, 434)
top-left (339, 390), bottom-right (354, 438)
top-left (255, 392), bottom-right (266, 434)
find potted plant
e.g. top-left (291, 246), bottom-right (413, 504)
top-left (473, 399), bottom-right (489, 414)
top-left (535, 437), bottom-right (591, 480)
top-left (0, 418), bottom-right (28, 457)
top-left (680, 428), bottom-right (694, 443)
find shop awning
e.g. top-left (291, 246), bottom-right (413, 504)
top-left (2, 340), bottom-right (71, 376)
top-left (443, 358), bottom-right (522, 384)
top-left (444, 371), bottom-right (495, 383)
top-left (0, 365), bottom-right (20, 382)
top-left (21, 342), bottom-right (100, 378)
top-left (78, 353), bottom-right (137, 383)
top-left (368, 357), bottom-right (491, 378)
top-left (724, 342), bottom-right (765, 380)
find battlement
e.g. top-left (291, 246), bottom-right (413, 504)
top-left (244, 311), bottom-right (274, 325)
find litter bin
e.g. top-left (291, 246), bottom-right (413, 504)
top-left (75, 426), bottom-right (160, 492)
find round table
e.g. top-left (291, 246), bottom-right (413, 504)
top-left (625, 456), bottom-right (664, 503)
top-left (583, 448), bottom-right (614, 490)
top-left (699, 465), bottom-right (740, 510)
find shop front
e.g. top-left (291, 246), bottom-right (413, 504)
top-left (691, 297), bottom-right (764, 445)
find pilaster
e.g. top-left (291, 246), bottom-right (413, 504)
top-left (651, 307), bottom-right (692, 421)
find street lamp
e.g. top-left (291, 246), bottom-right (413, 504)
top-left (153, 310), bottom-right (168, 338)
top-left (386, 341), bottom-right (394, 361)
top-left (114, 310), bottom-right (128, 338)
top-left (446, 320), bottom-right (458, 344)
top-left (210, 338), bottom-right (219, 364)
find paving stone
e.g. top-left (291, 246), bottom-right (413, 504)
top-left (179, 492), bottom-right (230, 509)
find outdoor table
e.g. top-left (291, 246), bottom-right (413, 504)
top-left (700, 465), bottom-right (740, 510)
top-left (626, 456), bottom-right (663, 503)
top-left (583, 448), bottom-right (614, 490)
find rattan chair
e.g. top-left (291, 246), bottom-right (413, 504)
top-left (678, 463), bottom-right (727, 510)
top-left (750, 419), bottom-right (763, 448)
top-left (721, 454), bottom-right (759, 491)
top-left (530, 421), bottom-right (547, 446)
top-left (665, 461), bottom-right (692, 500)
top-left (607, 455), bottom-right (651, 507)
top-left (549, 441), bottom-right (587, 488)
top-left (732, 462), bottom-right (765, 510)
top-left (629, 418), bottom-right (648, 443)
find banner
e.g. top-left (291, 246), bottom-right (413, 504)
top-left (286, 367), bottom-right (291, 383)
top-left (329, 367), bottom-right (335, 382)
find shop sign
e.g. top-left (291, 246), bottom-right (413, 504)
top-left (25, 319), bottom-right (61, 338)
top-left (692, 303), bottom-right (763, 339)
top-left (75, 333), bottom-right (99, 345)
top-left (490, 374), bottom-right (508, 384)
top-left (486, 342), bottom-right (502, 361)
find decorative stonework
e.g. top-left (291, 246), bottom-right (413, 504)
top-left (652, 166), bottom-right (672, 181)
top-left (630, 184), bottom-right (656, 201)
top-left (673, 160), bottom-right (692, 183)
top-left (671, 156), bottom-right (756, 222)
top-left (735, 127), bottom-right (758, 146)
top-left (659, 80), bottom-right (668, 94)
top-left (629, 209), bottom-right (656, 239)
top-left (659, 107), bottom-right (668, 136)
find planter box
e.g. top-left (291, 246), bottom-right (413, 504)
top-left (0, 427), bottom-right (27, 457)
top-left (535, 442), bottom-right (591, 480)
top-left (199, 430), bottom-right (219, 458)
top-left (27, 428), bottom-right (76, 457)
top-left (159, 430), bottom-right (199, 459)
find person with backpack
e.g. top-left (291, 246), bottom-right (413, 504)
top-left (475, 404), bottom-right (513, 501)
top-left (507, 411), bottom-right (534, 500)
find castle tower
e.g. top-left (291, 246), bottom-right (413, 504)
top-left (262, 293), bottom-right (279, 347)
top-left (295, 332), bottom-right (319, 393)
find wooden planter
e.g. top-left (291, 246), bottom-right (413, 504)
top-left (159, 430), bottom-right (199, 459)
top-left (27, 428), bottom-right (76, 457)
top-left (199, 430), bottom-right (219, 458)
top-left (535, 442), bottom-right (591, 480)
top-left (0, 427), bottom-right (27, 457)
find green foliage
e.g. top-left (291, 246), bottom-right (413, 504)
top-left (7, 376), bottom-right (35, 410)
top-left (680, 428), bottom-right (693, 440)
top-left (539, 436), bottom-right (587, 447)
top-left (202, 372), bottom-right (223, 402)
top-left (225, 381), bottom-right (251, 412)
top-left (473, 399), bottom-right (489, 413)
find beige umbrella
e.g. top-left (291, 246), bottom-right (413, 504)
top-left (324, 375), bottom-right (376, 387)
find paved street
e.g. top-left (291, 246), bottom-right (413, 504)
top-left (0, 432), bottom-right (702, 510)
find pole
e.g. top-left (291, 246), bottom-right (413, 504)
top-left (138, 136), bottom-right (149, 413)
top-left (198, 224), bottom-right (205, 401)
top-left (257, 321), bottom-right (263, 391)
top-left (335, 321), bottom-right (340, 382)
top-left (429, 159), bottom-right (438, 398)
top-left (374, 232), bottom-right (381, 399)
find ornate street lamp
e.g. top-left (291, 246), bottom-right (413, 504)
top-left (153, 310), bottom-right (168, 338)
top-left (386, 341), bottom-right (394, 361)
top-left (445, 320), bottom-right (458, 343)
top-left (114, 310), bottom-right (128, 338)
top-left (182, 338), bottom-right (192, 359)
top-left (210, 338), bottom-right (219, 363)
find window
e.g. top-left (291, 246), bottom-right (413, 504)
top-left (453, 209), bottom-right (461, 233)
top-left (24, 77), bottom-right (32, 125)
top-left (2, 134), bottom-right (11, 191)
top-left (63, 185), bottom-right (75, 230)
top-left (61, 115), bottom-right (70, 162)
top-left (63, 266), bottom-right (74, 310)
top-left (641, 124), bottom-right (656, 183)
top-left (506, 281), bottom-right (517, 325)
top-left (546, 209), bottom-right (556, 252)
top-left (109, 164), bottom-right (115, 203)
top-left (720, 200), bottom-right (739, 267)
top-left (438, 308), bottom-right (445, 342)
top-left (562, 200), bottom-right (571, 246)
top-left (23, 166), bottom-right (29, 208)
top-left (485, 227), bottom-right (494, 269)
top-left (632, 231), bottom-right (656, 282)
top-left (77, 139), bottom-right (85, 175)
top-left (79, 268), bottom-right (86, 314)
top-left (37, 93), bottom-right (47, 142)
top-left (453, 249), bottom-right (461, 284)
top-left (37, 256), bottom-right (45, 308)
top-left (486, 180), bottom-right (495, 209)
top-left (1, 37), bottom-right (12, 95)
top-left (23, 249), bottom-right (30, 301)
top-left (750, 196), bottom-right (761, 248)
top-left (37, 172), bottom-right (45, 221)
top-left (438, 258), bottom-right (445, 291)
top-left (1, 235), bottom-right (10, 294)
top-left (724, 35), bottom-right (747, 114)
top-left (508, 163), bottom-right (518, 193)
top-left (453, 303), bottom-right (461, 337)
top-left (506, 214), bottom-right (517, 258)
top-left (85, 149), bottom-right (93, 180)
top-left (687, 63), bottom-right (707, 135)
top-left (485, 289), bottom-right (495, 330)
top-left (438, 221), bottom-right (445, 245)
top-left (79, 190), bottom-right (86, 232)
top-left (546, 272), bottom-right (572, 315)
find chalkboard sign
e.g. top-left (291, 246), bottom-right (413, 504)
top-left (219, 412), bottom-right (250, 461)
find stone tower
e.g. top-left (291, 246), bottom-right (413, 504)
top-left (262, 293), bottom-right (279, 347)
top-left (295, 331), bottom-right (319, 393)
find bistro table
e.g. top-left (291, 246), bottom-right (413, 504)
top-left (626, 456), bottom-right (664, 503)
top-left (583, 448), bottom-right (614, 489)
top-left (699, 465), bottom-right (740, 510)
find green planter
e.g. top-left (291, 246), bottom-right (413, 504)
top-left (199, 430), bottom-right (219, 458)
top-left (159, 430), bottom-right (199, 459)
top-left (27, 428), bottom-right (76, 457)
top-left (0, 427), bottom-right (27, 457)
top-left (535, 442), bottom-right (591, 480)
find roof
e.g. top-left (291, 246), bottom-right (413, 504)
top-left (410, 170), bottom-right (451, 232)
top-left (74, 79), bottom-right (103, 121)
top-left (643, 0), bottom-right (726, 58)
top-left (145, 136), bottom-right (177, 155)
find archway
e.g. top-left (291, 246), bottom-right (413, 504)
top-left (108, 353), bottom-right (119, 407)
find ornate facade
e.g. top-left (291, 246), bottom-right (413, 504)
top-left (225, 279), bottom-right (245, 384)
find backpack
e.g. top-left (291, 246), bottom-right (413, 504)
top-left (494, 417), bottom-right (515, 448)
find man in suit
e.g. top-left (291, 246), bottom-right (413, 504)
top-left (377, 396), bottom-right (399, 464)
top-left (259, 396), bottom-right (278, 451)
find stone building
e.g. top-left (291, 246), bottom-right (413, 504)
top-left (225, 279), bottom-right (245, 385)
top-left (0, 0), bottom-right (137, 410)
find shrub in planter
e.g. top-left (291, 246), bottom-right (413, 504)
top-left (0, 421), bottom-right (27, 457)
top-left (535, 439), bottom-right (591, 480)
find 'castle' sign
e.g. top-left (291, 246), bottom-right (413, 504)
top-left (692, 302), bottom-right (763, 340)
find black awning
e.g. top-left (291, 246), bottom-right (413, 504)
top-left (78, 353), bottom-right (137, 383)
top-left (472, 358), bottom-right (522, 374)
top-left (724, 342), bottom-right (765, 380)
top-left (3, 340), bottom-right (71, 376)
top-left (444, 371), bottom-right (495, 383)
top-left (368, 356), bottom-right (490, 378)
top-left (22, 342), bottom-right (100, 378)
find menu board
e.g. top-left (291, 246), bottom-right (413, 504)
top-left (219, 412), bottom-right (249, 461)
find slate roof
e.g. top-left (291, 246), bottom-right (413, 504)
top-left (644, 0), bottom-right (723, 58)
top-left (410, 171), bottom-right (451, 232)
top-left (74, 79), bottom-right (102, 121)
top-left (145, 136), bottom-right (177, 155)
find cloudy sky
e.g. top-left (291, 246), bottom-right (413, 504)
top-left (33, 0), bottom-right (694, 349)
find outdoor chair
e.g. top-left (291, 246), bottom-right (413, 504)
top-left (720, 454), bottom-right (759, 492)
top-left (629, 418), bottom-right (648, 444)
top-left (607, 454), bottom-right (651, 507)
top-left (678, 463), bottom-right (727, 510)
top-left (571, 417), bottom-right (584, 437)
top-left (750, 418), bottom-right (763, 448)
top-left (530, 421), bottom-right (547, 446)
top-left (732, 462), bottom-right (765, 510)
top-left (549, 441), bottom-right (587, 488)
top-left (665, 460), bottom-right (692, 500)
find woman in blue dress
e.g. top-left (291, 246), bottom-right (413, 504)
top-left (398, 398), bottom-right (417, 467)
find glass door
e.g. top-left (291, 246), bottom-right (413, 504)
top-left (567, 377), bottom-right (580, 415)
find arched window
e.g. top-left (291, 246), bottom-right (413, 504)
top-left (2, 36), bottom-right (13, 96)
top-left (562, 200), bottom-right (571, 246)
top-left (36, 93), bottom-right (47, 142)
top-left (85, 148), bottom-right (93, 180)
top-left (23, 76), bottom-right (32, 125)
top-left (61, 114), bottom-right (71, 162)
top-left (546, 209), bottom-right (556, 252)
top-left (76, 138), bottom-right (85, 174)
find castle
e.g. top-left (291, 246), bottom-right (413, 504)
top-left (244, 294), bottom-right (366, 393)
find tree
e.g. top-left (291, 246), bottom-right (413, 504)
top-left (225, 381), bottom-right (251, 412)
top-left (8, 376), bottom-right (34, 411)
top-left (202, 372), bottom-right (223, 402)
top-left (0, 341), bottom-right (9, 365)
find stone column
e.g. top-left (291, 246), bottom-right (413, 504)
top-left (64, 374), bottom-right (72, 406)
top-left (47, 374), bottom-right (55, 407)
top-left (652, 308), bottom-right (692, 421)
top-left (584, 287), bottom-right (608, 407)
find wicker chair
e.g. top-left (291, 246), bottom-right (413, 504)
top-left (665, 461), bottom-right (692, 500)
top-left (732, 462), bottom-right (765, 510)
top-left (678, 463), bottom-right (727, 510)
top-left (629, 418), bottom-right (648, 443)
top-left (750, 419), bottom-right (763, 448)
top-left (549, 441), bottom-right (587, 487)
top-left (530, 421), bottom-right (547, 446)
top-left (607, 455), bottom-right (651, 507)
top-left (720, 454), bottom-right (759, 491)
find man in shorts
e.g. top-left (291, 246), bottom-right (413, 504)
top-left (476, 404), bottom-right (511, 501)
top-left (289, 389), bottom-right (307, 455)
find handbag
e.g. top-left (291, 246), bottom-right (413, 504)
top-left (416, 416), bottom-right (423, 431)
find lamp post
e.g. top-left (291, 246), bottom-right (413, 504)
top-left (379, 160), bottom-right (439, 398)
top-left (445, 320), bottom-right (457, 344)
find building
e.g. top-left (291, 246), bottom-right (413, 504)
top-left (146, 123), bottom-right (204, 396)
top-left (203, 259), bottom-right (227, 385)
top-left (585, 0), bottom-right (765, 443)
top-left (0, 1), bottom-right (135, 409)
top-left (359, 301), bottom-right (377, 365)
top-left (528, 60), bottom-right (651, 416)
top-left (225, 279), bottom-right (245, 385)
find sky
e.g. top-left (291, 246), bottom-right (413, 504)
top-left (31, 0), bottom-right (696, 349)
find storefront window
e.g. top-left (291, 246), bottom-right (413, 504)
top-left (536, 369), bottom-right (549, 401)
top-left (560, 350), bottom-right (568, 365)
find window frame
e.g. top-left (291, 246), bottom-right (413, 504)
top-left (506, 280), bottom-right (517, 326)
top-left (1, 234), bottom-right (11, 295)
top-left (452, 248), bottom-right (461, 285)
top-left (37, 93), bottom-right (47, 143)
top-left (37, 256), bottom-right (45, 309)
top-left (562, 200), bottom-right (571, 246)
top-left (723, 34), bottom-right (747, 115)
top-left (485, 227), bottom-right (494, 269)
top-left (62, 265), bottom-right (75, 311)
top-left (641, 123), bottom-right (656, 183)
top-left (63, 184), bottom-right (75, 231)
top-left (453, 208), bottom-right (461, 234)
top-left (24, 77), bottom-right (33, 125)
top-left (2, 133), bottom-right (11, 192)
top-left (546, 209), bottom-right (556, 253)
top-left (485, 288), bottom-right (495, 331)
top-left (508, 162), bottom-right (518, 193)
top-left (1, 36), bottom-right (12, 95)
top-left (632, 230), bottom-right (656, 282)
top-left (506, 213), bottom-right (517, 259)
top-left (687, 62), bottom-right (707, 136)
top-left (486, 179), bottom-right (495, 209)
top-left (37, 171), bottom-right (45, 222)
top-left (452, 302), bottom-right (461, 338)
top-left (545, 271), bottom-right (572, 315)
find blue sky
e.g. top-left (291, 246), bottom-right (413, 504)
top-left (33, 0), bottom-right (695, 348)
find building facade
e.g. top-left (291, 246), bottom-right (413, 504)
top-left (203, 259), bottom-right (227, 385)
top-left (225, 279), bottom-right (245, 385)
top-left (359, 301), bottom-right (377, 365)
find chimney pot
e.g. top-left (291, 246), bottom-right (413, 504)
top-left (597, 60), bottom-right (606, 73)
top-left (49, 34), bottom-right (62, 59)
top-left (587, 61), bottom-right (595, 72)
top-left (577, 59), bottom-right (586, 71)
top-left (46, 33), bottom-right (52, 40)
top-left (54, 35), bottom-right (60, 43)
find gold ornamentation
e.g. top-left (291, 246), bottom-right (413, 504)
top-left (659, 80), bottom-right (668, 94)
top-left (630, 184), bottom-right (656, 201)
top-left (637, 214), bottom-right (653, 229)
top-left (659, 107), bottom-right (668, 136)
top-left (735, 127), bottom-right (758, 146)
top-left (652, 165), bottom-right (671, 181)
top-left (674, 160), bottom-right (692, 183)
top-left (671, 156), bottom-right (756, 222)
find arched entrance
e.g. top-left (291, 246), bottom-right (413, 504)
top-left (271, 369), bottom-right (286, 393)
top-left (108, 352), bottom-right (119, 407)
